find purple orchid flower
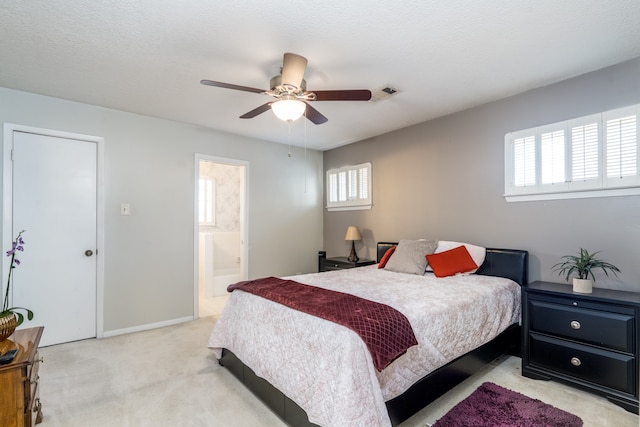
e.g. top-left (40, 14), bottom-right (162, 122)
top-left (2, 230), bottom-right (33, 326)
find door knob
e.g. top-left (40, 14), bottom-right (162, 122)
top-left (85, 250), bottom-right (94, 257)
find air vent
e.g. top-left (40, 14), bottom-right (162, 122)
top-left (370, 85), bottom-right (400, 102)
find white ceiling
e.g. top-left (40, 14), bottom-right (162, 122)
top-left (2, 1), bottom-right (639, 151)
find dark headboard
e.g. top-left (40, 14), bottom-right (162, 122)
top-left (376, 242), bottom-right (528, 286)
top-left (376, 242), bottom-right (398, 263)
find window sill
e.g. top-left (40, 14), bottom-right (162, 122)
top-left (505, 187), bottom-right (640, 202)
top-left (326, 205), bottom-right (372, 211)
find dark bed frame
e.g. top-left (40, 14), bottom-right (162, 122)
top-left (220, 242), bottom-right (528, 426)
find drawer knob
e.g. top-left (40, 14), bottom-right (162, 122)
top-left (570, 357), bottom-right (581, 367)
top-left (570, 320), bottom-right (581, 330)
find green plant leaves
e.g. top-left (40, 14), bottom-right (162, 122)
top-left (552, 248), bottom-right (621, 283)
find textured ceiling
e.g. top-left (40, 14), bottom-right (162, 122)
top-left (1, 1), bottom-right (639, 151)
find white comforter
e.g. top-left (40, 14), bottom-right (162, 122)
top-left (208, 266), bottom-right (521, 427)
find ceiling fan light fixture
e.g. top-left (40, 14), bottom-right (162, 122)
top-left (201, 52), bottom-right (370, 125)
top-left (271, 99), bottom-right (306, 122)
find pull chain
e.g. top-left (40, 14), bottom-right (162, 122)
top-left (304, 108), bottom-right (307, 193)
top-left (287, 120), bottom-right (292, 157)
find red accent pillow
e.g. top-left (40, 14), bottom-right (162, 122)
top-left (425, 245), bottom-right (478, 278)
top-left (378, 246), bottom-right (397, 268)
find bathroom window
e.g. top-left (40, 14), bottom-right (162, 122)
top-left (199, 177), bottom-right (215, 225)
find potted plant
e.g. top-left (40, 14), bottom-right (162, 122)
top-left (552, 248), bottom-right (621, 293)
top-left (1, 230), bottom-right (34, 340)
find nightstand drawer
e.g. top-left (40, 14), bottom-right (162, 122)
top-left (323, 262), bottom-right (348, 271)
top-left (318, 254), bottom-right (375, 272)
top-left (530, 334), bottom-right (635, 395)
top-left (529, 300), bottom-right (634, 353)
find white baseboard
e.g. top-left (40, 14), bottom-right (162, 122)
top-left (102, 315), bottom-right (194, 338)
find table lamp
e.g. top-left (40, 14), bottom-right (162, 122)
top-left (345, 226), bottom-right (362, 262)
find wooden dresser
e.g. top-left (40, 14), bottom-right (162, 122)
top-left (0, 327), bottom-right (44, 427)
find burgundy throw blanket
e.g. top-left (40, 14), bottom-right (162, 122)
top-left (228, 277), bottom-right (418, 371)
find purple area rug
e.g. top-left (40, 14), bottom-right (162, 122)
top-left (433, 382), bottom-right (583, 427)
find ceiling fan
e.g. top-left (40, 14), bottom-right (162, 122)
top-left (200, 53), bottom-right (372, 124)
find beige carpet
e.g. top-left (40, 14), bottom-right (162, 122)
top-left (38, 317), bottom-right (638, 427)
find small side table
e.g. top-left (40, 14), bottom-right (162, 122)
top-left (0, 326), bottom-right (45, 426)
top-left (318, 251), bottom-right (375, 272)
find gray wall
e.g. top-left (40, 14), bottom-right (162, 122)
top-left (324, 58), bottom-right (640, 292)
top-left (0, 87), bottom-right (323, 333)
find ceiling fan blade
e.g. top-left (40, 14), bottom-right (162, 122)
top-left (200, 80), bottom-right (264, 94)
top-left (313, 90), bottom-right (372, 101)
top-left (304, 102), bottom-right (328, 125)
top-left (239, 102), bottom-right (274, 119)
top-left (281, 53), bottom-right (308, 89)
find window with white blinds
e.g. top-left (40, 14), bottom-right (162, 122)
top-left (326, 162), bottom-right (372, 210)
top-left (571, 122), bottom-right (599, 181)
top-left (513, 135), bottom-right (536, 187)
top-left (605, 113), bottom-right (637, 181)
top-left (540, 129), bottom-right (565, 185)
top-left (505, 104), bottom-right (640, 201)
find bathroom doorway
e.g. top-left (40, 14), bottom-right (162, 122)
top-left (194, 155), bottom-right (248, 318)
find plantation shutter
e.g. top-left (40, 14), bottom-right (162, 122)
top-left (358, 165), bottom-right (369, 200)
top-left (513, 135), bottom-right (536, 188)
top-left (571, 122), bottom-right (599, 181)
top-left (326, 162), bottom-right (372, 210)
top-left (605, 113), bottom-right (638, 185)
top-left (338, 171), bottom-right (347, 201)
top-left (540, 130), bottom-right (565, 185)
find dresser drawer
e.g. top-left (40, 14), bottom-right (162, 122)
top-left (27, 351), bottom-right (40, 381)
top-left (25, 381), bottom-right (41, 427)
top-left (24, 351), bottom-right (40, 402)
top-left (528, 299), bottom-right (634, 353)
top-left (530, 334), bottom-right (636, 395)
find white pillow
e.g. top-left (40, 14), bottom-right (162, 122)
top-left (426, 241), bottom-right (486, 273)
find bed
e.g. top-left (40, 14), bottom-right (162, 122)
top-left (208, 241), bottom-right (528, 427)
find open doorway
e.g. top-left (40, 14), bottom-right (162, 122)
top-left (194, 155), bottom-right (248, 318)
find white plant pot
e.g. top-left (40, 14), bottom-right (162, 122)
top-left (573, 278), bottom-right (593, 294)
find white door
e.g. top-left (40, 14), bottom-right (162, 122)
top-left (8, 130), bottom-right (98, 346)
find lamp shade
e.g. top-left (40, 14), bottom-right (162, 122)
top-left (344, 226), bottom-right (362, 241)
top-left (271, 99), bottom-right (306, 122)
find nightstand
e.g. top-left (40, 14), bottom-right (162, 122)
top-left (318, 251), bottom-right (375, 272)
top-left (521, 281), bottom-right (639, 413)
